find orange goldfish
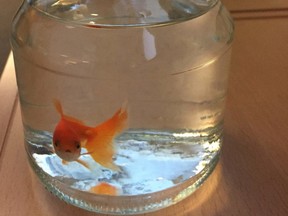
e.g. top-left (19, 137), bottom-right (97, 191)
top-left (52, 99), bottom-right (127, 171)
top-left (89, 182), bottom-right (119, 196)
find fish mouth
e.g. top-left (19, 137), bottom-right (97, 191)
top-left (55, 150), bottom-right (80, 162)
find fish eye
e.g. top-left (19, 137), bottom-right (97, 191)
top-left (54, 140), bottom-right (60, 147)
top-left (75, 141), bottom-right (81, 149)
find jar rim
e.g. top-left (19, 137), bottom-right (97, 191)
top-left (29, 0), bottom-right (219, 28)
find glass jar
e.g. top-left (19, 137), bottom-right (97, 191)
top-left (11, 0), bottom-right (233, 214)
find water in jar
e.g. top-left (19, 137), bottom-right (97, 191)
top-left (11, 0), bottom-right (233, 214)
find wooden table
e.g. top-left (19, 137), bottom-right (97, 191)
top-left (1, 3), bottom-right (288, 216)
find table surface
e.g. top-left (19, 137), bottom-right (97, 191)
top-left (1, 3), bottom-right (288, 216)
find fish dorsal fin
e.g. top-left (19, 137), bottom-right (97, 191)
top-left (53, 99), bottom-right (64, 116)
top-left (63, 114), bottom-right (85, 125)
top-left (53, 99), bottom-right (85, 125)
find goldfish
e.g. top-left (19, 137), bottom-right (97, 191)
top-left (89, 182), bottom-right (119, 196)
top-left (52, 99), bottom-right (127, 171)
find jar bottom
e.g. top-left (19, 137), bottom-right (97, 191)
top-left (27, 149), bottom-right (220, 215)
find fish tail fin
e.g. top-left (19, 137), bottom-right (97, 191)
top-left (86, 140), bottom-right (120, 171)
top-left (113, 105), bottom-right (128, 134)
top-left (96, 105), bottom-right (128, 138)
top-left (53, 99), bottom-right (64, 116)
top-left (85, 105), bottom-right (128, 171)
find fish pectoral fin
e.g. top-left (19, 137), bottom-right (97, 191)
top-left (80, 151), bottom-right (94, 156)
top-left (76, 159), bottom-right (90, 170)
top-left (62, 159), bottom-right (90, 170)
top-left (62, 160), bottom-right (68, 165)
